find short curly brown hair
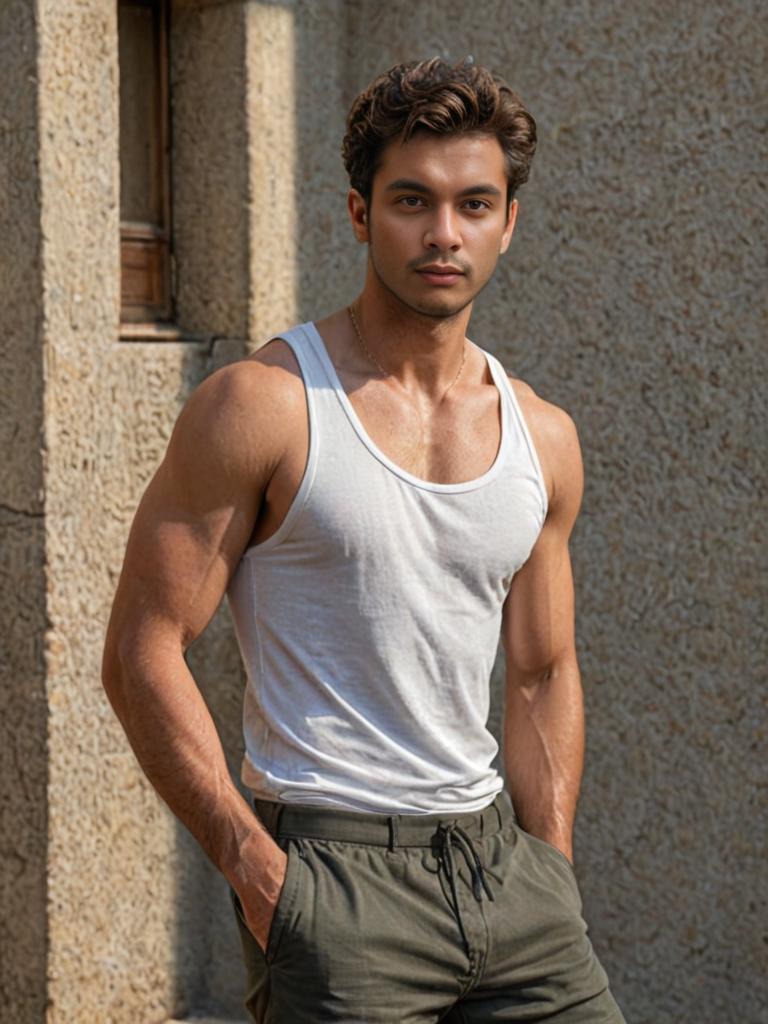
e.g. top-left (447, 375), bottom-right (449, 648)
top-left (342, 57), bottom-right (537, 206)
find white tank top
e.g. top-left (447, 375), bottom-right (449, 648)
top-left (226, 322), bottom-right (548, 814)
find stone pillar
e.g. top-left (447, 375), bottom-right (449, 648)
top-left (35, 1), bottom-right (186, 1019)
top-left (0, 0), bottom-right (280, 1018)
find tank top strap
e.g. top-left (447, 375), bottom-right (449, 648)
top-left (482, 349), bottom-right (549, 519)
top-left (277, 322), bottom-right (334, 392)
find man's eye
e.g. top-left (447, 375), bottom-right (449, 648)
top-left (464, 199), bottom-right (489, 211)
top-left (399, 196), bottom-right (425, 207)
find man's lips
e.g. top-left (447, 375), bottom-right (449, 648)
top-left (416, 264), bottom-right (466, 284)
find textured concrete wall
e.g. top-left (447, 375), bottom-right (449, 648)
top-left (34, 1), bottom-right (209, 1020)
top-left (8, 0), bottom-right (764, 1020)
top-left (244, 0), bottom-right (301, 342)
top-left (0, 2), bottom-right (49, 1020)
top-left (172, 1), bottom-right (250, 343)
top-left (31, 0), bottom-right (307, 1018)
top-left (333, 4), bottom-right (766, 1023)
top-left (293, 0), bottom-right (364, 321)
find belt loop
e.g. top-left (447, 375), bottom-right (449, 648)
top-left (387, 816), bottom-right (398, 851)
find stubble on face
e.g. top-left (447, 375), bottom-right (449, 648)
top-left (368, 236), bottom-right (479, 321)
top-left (368, 230), bottom-right (500, 321)
top-left (361, 132), bottom-right (514, 323)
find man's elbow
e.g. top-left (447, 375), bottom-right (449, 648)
top-left (506, 649), bottom-right (580, 699)
top-left (101, 615), bottom-right (156, 719)
top-left (101, 622), bottom-right (135, 724)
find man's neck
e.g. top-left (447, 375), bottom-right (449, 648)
top-left (349, 278), bottom-right (473, 398)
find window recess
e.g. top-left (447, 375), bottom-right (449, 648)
top-left (118, 0), bottom-right (175, 335)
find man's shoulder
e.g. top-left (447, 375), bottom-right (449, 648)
top-left (193, 337), bottom-right (304, 417)
top-left (505, 374), bottom-right (582, 514)
top-left (171, 337), bottom-right (307, 471)
top-left (506, 374), bottom-right (579, 453)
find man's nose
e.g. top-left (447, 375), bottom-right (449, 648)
top-left (423, 206), bottom-right (461, 251)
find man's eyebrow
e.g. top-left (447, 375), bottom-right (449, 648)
top-left (384, 178), bottom-right (503, 198)
top-left (457, 183), bottom-right (503, 198)
top-left (385, 179), bottom-right (432, 193)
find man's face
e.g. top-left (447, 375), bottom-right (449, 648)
top-left (351, 131), bottom-right (517, 319)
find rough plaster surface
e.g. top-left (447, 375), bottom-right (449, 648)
top-left (172, 2), bottom-right (250, 340)
top-left (293, 0), bottom-right (365, 322)
top-left (244, 0), bottom-right (300, 341)
top-left (0, 509), bottom-right (48, 1023)
top-left (0, 2), bottom-right (48, 1020)
top-left (6, 0), bottom-right (765, 1021)
top-left (35, 2), bottom-right (209, 1021)
top-left (339, 4), bottom-right (767, 1022)
top-left (0, 0), bottom-right (45, 512)
top-left (32, 0), bottom-right (278, 1018)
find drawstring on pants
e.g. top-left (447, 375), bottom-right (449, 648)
top-left (435, 822), bottom-right (494, 955)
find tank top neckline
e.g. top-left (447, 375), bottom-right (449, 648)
top-left (304, 320), bottom-right (511, 495)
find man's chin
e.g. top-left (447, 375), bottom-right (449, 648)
top-left (403, 293), bottom-right (474, 320)
top-left (413, 302), bottom-right (472, 321)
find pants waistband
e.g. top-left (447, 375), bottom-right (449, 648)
top-left (253, 791), bottom-right (514, 848)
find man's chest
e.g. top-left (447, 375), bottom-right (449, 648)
top-left (345, 378), bottom-right (502, 486)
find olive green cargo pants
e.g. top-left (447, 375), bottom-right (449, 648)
top-left (232, 792), bottom-right (626, 1023)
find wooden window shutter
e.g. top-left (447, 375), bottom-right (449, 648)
top-left (118, 0), bottom-right (173, 327)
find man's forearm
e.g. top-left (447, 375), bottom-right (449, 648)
top-left (101, 635), bottom-right (276, 892)
top-left (503, 658), bottom-right (585, 862)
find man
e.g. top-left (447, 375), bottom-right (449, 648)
top-left (103, 58), bottom-right (625, 1022)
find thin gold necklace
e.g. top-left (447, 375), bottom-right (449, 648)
top-left (347, 304), bottom-right (467, 399)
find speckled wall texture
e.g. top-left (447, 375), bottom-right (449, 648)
top-left (334, 4), bottom-right (766, 1023)
top-left (1, 0), bottom-right (764, 1022)
top-left (36, 1), bottom-right (201, 1018)
top-left (0, 2), bottom-right (49, 1020)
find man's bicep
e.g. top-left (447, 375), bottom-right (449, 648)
top-left (502, 526), bottom-right (577, 678)
top-left (107, 367), bottom-right (271, 652)
top-left (502, 405), bottom-right (584, 677)
top-left (114, 471), bottom-right (252, 649)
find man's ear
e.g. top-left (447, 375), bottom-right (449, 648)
top-left (348, 189), bottom-right (370, 243)
top-left (499, 198), bottom-right (518, 255)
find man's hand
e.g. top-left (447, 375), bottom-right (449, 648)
top-left (234, 839), bottom-right (288, 953)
